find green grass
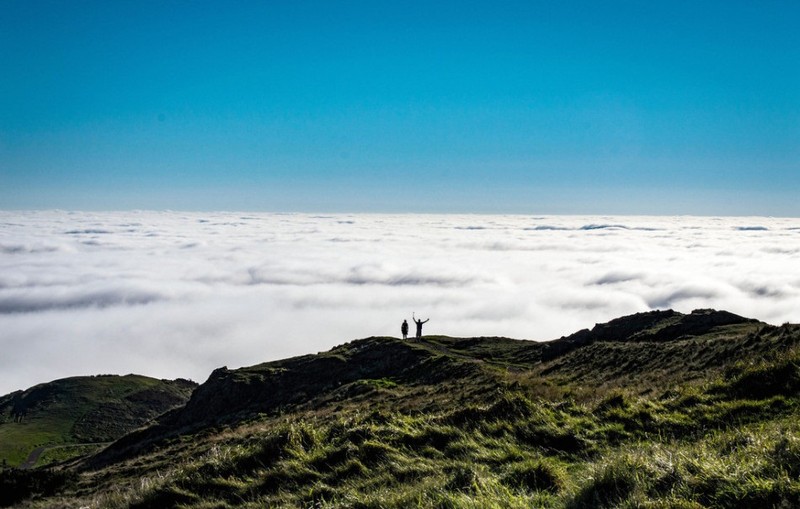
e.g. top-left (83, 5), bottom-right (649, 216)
top-left (40, 381), bottom-right (800, 508)
top-left (5, 310), bottom-right (800, 508)
top-left (0, 375), bottom-right (194, 467)
top-left (0, 424), bottom-right (63, 467)
top-left (34, 444), bottom-right (108, 468)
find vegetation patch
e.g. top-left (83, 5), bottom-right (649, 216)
top-left (502, 458), bottom-right (566, 493)
top-left (7, 310), bottom-right (800, 509)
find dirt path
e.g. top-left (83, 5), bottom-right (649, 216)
top-left (20, 442), bottom-right (110, 470)
top-left (19, 446), bottom-right (46, 469)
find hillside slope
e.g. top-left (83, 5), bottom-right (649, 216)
top-left (100, 309), bottom-right (769, 450)
top-left (4, 308), bottom-right (800, 508)
top-left (0, 375), bottom-right (196, 469)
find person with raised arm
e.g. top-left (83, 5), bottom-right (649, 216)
top-left (412, 312), bottom-right (429, 340)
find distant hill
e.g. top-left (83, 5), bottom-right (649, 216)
top-left (4, 309), bottom-right (800, 508)
top-left (0, 375), bottom-right (196, 469)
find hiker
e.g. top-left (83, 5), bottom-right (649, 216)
top-left (401, 319), bottom-right (409, 340)
top-left (413, 313), bottom-right (429, 339)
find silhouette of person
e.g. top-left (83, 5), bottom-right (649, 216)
top-left (401, 319), bottom-right (409, 340)
top-left (413, 313), bottom-right (429, 339)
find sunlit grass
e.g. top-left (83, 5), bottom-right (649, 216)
top-left (6, 321), bottom-right (800, 508)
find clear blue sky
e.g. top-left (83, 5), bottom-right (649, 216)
top-left (1, 1), bottom-right (798, 214)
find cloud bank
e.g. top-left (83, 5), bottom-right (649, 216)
top-left (1, 211), bottom-right (799, 394)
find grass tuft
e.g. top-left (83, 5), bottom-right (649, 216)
top-left (502, 458), bottom-right (566, 493)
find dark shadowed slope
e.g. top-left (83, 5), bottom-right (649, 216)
top-left (85, 336), bottom-right (497, 468)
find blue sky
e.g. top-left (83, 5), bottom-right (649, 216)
top-left (1, 1), bottom-right (798, 214)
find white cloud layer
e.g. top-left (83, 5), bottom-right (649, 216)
top-left (1, 211), bottom-right (799, 394)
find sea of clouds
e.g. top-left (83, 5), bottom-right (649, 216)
top-left (1, 211), bottom-right (799, 394)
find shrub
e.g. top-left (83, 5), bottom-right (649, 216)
top-left (396, 425), bottom-right (463, 451)
top-left (224, 431), bottom-right (292, 475)
top-left (358, 440), bottom-right (396, 465)
top-left (768, 435), bottom-right (800, 478)
top-left (310, 444), bottom-right (356, 472)
top-left (725, 359), bottom-right (800, 399)
top-left (568, 457), bottom-right (644, 509)
top-left (445, 465), bottom-right (481, 494)
top-left (595, 392), bottom-right (630, 414)
top-left (695, 475), bottom-right (800, 508)
top-left (128, 485), bottom-right (200, 509)
top-left (176, 474), bottom-right (245, 502)
top-left (515, 422), bottom-right (590, 456)
top-left (445, 392), bottom-right (536, 428)
top-left (502, 458), bottom-right (565, 493)
top-left (255, 461), bottom-right (321, 494)
top-left (331, 458), bottom-right (369, 482)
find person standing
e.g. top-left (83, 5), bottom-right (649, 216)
top-left (413, 313), bottom-right (429, 340)
top-left (401, 319), bottom-right (409, 340)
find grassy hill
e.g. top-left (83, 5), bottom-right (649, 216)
top-left (0, 375), bottom-right (196, 469)
top-left (4, 309), bottom-right (800, 508)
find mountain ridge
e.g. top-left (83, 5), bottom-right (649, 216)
top-left (82, 308), bottom-right (784, 470)
top-left (4, 308), bottom-right (800, 508)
